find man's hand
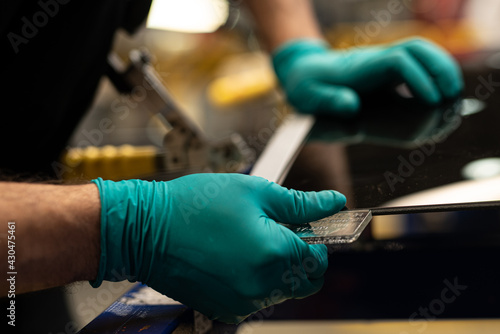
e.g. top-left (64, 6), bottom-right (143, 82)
top-left (272, 38), bottom-right (464, 117)
top-left (92, 174), bottom-right (346, 323)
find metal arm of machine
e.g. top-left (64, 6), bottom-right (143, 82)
top-left (106, 49), bottom-right (253, 175)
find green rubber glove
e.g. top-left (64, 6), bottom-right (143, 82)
top-left (272, 38), bottom-right (463, 117)
top-left (91, 173), bottom-right (346, 323)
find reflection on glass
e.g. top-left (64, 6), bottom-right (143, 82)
top-left (372, 209), bottom-right (500, 240)
top-left (310, 95), bottom-right (464, 149)
top-left (462, 157), bottom-right (500, 180)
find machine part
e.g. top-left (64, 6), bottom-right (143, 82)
top-left (368, 200), bottom-right (500, 216)
top-left (106, 50), bottom-right (253, 175)
top-left (61, 145), bottom-right (160, 181)
top-left (208, 133), bottom-right (255, 173)
top-left (279, 200), bottom-right (500, 245)
top-left (77, 284), bottom-right (188, 333)
top-left (250, 113), bottom-right (315, 184)
top-left (280, 210), bottom-right (372, 244)
top-left (77, 284), bottom-right (213, 334)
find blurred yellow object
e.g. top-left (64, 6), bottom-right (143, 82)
top-left (327, 19), bottom-right (481, 55)
top-left (61, 145), bottom-right (159, 181)
top-left (206, 52), bottom-right (277, 108)
top-left (237, 319), bottom-right (500, 334)
top-left (207, 66), bottom-right (276, 108)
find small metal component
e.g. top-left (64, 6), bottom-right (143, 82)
top-left (280, 210), bottom-right (372, 244)
top-left (250, 113), bottom-right (315, 184)
top-left (368, 200), bottom-right (500, 216)
top-left (106, 49), bottom-right (254, 175)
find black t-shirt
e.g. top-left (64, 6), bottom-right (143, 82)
top-left (1, 0), bottom-right (151, 176)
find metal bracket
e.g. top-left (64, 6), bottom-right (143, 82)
top-left (106, 49), bottom-right (253, 175)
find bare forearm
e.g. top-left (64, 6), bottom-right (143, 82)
top-left (0, 182), bottom-right (100, 294)
top-left (243, 0), bottom-right (323, 51)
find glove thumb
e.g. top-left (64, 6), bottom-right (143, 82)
top-left (261, 181), bottom-right (346, 224)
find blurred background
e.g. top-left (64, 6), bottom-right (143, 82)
top-left (64, 0), bottom-right (500, 182)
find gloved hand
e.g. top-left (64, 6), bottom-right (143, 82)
top-left (91, 173), bottom-right (346, 323)
top-left (272, 38), bottom-right (463, 117)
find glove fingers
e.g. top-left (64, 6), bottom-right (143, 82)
top-left (383, 48), bottom-right (442, 105)
top-left (289, 243), bottom-right (328, 298)
top-left (294, 277), bottom-right (325, 299)
top-left (260, 181), bottom-right (346, 224)
top-left (303, 243), bottom-right (329, 279)
top-left (398, 38), bottom-right (463, 99)
top-left (293, 82), bottom-right (361, 117)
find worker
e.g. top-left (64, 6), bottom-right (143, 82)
top-left (1, 0), bottom-right (462, 327)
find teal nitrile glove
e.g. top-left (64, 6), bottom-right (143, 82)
top-left (272, 38), bottom-right (463, 117)
top-left (91, 173), bottom-right (346, 324)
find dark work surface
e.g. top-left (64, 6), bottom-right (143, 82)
top-left (252, 229), bottom-right (500, 320)
top-left (272, 51), bottom-right (500, 320)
